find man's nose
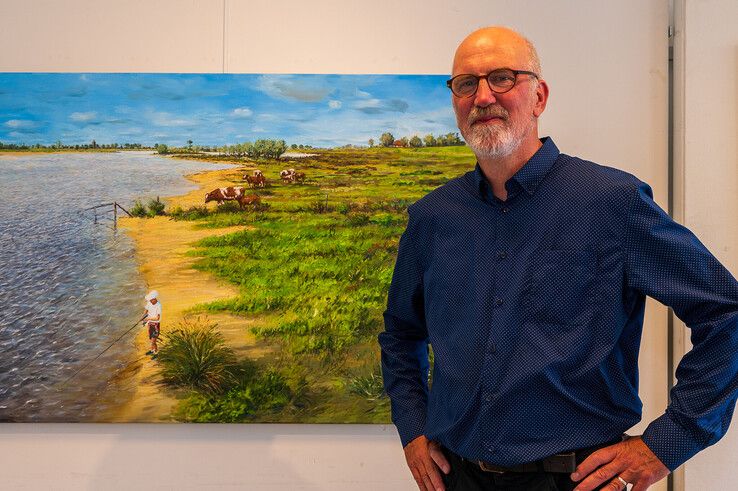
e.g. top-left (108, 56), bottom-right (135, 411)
top-left (474, 78), bottom-right (497, 107)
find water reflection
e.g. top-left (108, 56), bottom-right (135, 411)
top-left (0, 151), bottom-right (232, 421)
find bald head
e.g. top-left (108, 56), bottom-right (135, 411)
top-left (452, 26), bottom-right (541, 77)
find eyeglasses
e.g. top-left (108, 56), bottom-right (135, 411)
top-left (446, 68), bottom-right (539, 98)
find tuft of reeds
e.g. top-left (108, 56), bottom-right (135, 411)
top-left (348, 369), bottom-right (386, 401)
top-left (158, 317), bottom-right (236, 394)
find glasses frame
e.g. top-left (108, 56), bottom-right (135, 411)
top-left (446, 69), bottom-right (539, 98)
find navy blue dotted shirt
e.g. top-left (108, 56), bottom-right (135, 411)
top-left (379, 137), bottom-right (738, 471)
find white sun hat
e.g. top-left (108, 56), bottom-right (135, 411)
top-left (145, 290), bottom-right (159, 301)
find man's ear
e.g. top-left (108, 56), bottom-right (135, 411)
top-left (533, 79), bottom-right (549, 117)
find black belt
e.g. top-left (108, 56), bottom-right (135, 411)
top-left (475, 435), bottom-right (628, 474)
top-left (478, 452), bottom-right (577, 474)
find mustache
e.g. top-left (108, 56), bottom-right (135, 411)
top-left (468, 106), bottom-right (509, 125)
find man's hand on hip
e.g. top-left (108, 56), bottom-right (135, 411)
top-left (570, 435), bottom-right (669, 491)
top-left (403, 435), bottom-right (450, 491)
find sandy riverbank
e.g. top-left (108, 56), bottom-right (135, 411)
top-left (99, 163), bottom-right (275, 422)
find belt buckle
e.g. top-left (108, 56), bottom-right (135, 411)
top-left (478, 461), bottom-right (508, 474)
top-left (543, 452), bottom-right (577, 473)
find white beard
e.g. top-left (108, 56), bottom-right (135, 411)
top-left (464, 122), bottom-right (518, 159)
top-left (460, 107), bottom-right (535, 159)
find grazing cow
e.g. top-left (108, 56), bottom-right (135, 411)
top-left (280, 168), bottom-right (305, 184)
top-left (280, 169), bottom-right (295, 183)
top-left (239, 194), bottom-right (261, 207)
top-left (245, 174), bottom-right (267, 188)
top-left (205, 186), bottom-right (246, 207)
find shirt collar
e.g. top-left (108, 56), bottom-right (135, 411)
top-left (473, 137), bottom-right (560, 198)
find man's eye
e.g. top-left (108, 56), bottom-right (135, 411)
top-left (490, 75), bottom-right (514, 85)
top-left (458, 78), bottom-right (476, 88)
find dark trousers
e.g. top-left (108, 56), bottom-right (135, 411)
top-left (441, 438), bottom-right (624, 491)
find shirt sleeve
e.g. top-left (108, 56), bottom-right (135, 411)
top-left (623, 181), bottom-right (738, 470)
top-left (378, 211), bottom-right (431, 447)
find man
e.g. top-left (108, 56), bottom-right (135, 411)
top-left (143, 290), bottom-right (162, 357)
top-left (379, 26), bottom-right (738, 491)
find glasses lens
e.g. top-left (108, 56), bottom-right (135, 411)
top-left (487, 69), bottom-right (516, 92)
top-left (451, 75), bottom-right (479, 97)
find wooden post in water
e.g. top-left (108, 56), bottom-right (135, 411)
top-left (113, 201), bottom-right (118, 229)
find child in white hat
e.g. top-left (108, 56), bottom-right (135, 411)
top-left (143, 290), bottom-right (162, 357)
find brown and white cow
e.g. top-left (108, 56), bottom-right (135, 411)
top-left (205, 186), bottom-right (246, 207)
top-left (280, 168), bottom-right (304, 183)
top-left (245, 174), bottom-right (266, 188)
top-left (280, 169), bottom-right (294, 183)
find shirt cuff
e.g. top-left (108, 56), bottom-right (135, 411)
top-left (641, 411), bottom-right (705, 471)
top-left (393, 410), bottom-right (427, 448)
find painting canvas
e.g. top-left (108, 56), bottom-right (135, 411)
top-left (0, 73), bottom-right (474, 422)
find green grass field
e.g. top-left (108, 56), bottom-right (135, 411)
top-left (167, 145), bottom-right (475, 422)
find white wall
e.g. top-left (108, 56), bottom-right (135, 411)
top-left (673, 1), bottom-right (738, 490)
top-left (0, 1), bottom-right (670, 489)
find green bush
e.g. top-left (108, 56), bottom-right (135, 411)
top-left (130, 200), bottom-right (147, 217)
top-left (309, 198), bottom-right (332, 213)
top-left (147, 197), bottom-right (166, 217)
top-left (176, 368), bottom-right (295, 422)
top-left (169, 205), bottom-right (210, 220)
top-left (369, 213), bottom-right (401, 227)
top-left (346, 212), bottom-right (370, 227)
top-left (158, 317), bottom-right (236, 394)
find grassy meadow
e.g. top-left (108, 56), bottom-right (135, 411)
top-left (164, 145), bottom-right (475, 423)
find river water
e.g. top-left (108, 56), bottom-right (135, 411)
top-left (0, 151), bottom-right (232, 422)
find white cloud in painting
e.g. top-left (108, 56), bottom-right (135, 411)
top-left (119, 127), bottom-right (144, 136)
top-left (232, 107), bottom-right (253, 118)
top-left (355, 89), bottom-right (371, 98)
top-left (288, 105), bottom-right (456, 147)
top-left (150, 111), bottom-right (195, 127)
top-left (353, 98), bottom-right (409, 114)
top-left (251, 126), bottom-right (267, 133)
top-left (5, 119), bottom-right (35, 129)
top-left (328, 100), bottom-right (342, 109)
top-left (257, 75), bottom-right (332, 102)
top-left (69, 111), bottom-right (98, 122)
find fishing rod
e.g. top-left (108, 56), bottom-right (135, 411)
top-left (58, 313), bottom-right (148, 389)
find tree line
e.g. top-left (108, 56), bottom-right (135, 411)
top-left (369, 132), bottom-right (464, 148)
top-left (0, 140), bottom-right (147, 150)
top-left (217, 139), bottom-right (287, 159)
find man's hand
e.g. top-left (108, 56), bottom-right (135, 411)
top-left (403, 435), bottom-right (451, 491)
top-left (570, 436), bottom-right (669, 491)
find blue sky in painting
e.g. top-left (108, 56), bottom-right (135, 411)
top-left (0, 73), bottom-right (458, 147)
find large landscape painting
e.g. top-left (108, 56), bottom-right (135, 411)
top-left (0, 73), bottom-right (474, 422)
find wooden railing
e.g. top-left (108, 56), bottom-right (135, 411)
top-left (83, 202), bottom-right (132, 229)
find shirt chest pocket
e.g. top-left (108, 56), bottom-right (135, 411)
top-left (523, 249), bottom-right (599, 326)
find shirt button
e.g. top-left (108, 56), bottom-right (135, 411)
top-left (496, 251), bottom-right (507, 260)
top-left (494, 298), bottom-right (504, 307)
top-left (501, 207), bottom-right (509, 213)
top-left (483, 392), bottom-right (493, 402)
